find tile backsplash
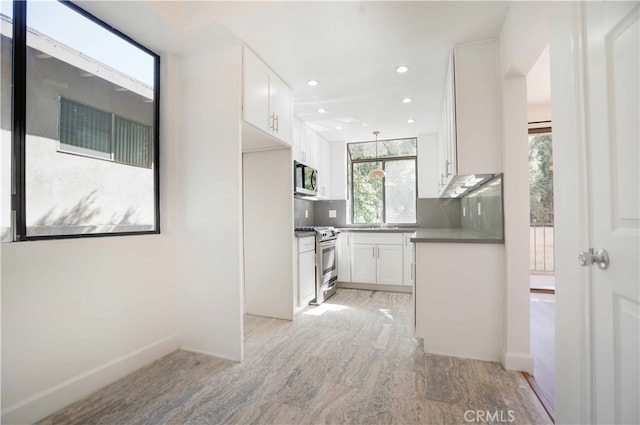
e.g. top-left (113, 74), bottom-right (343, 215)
top-left (293, 173), bottom-right (502, 239)
top-left (294, 198), bottom-right (315, 227)
top-left (416, 198), bottom-right (462, 228)
top-left (314, 200), bottom-right (348, 227)
top-left (461, 175), bottom-right (503, 238)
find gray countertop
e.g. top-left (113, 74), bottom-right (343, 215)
top-left (337, 227), bottom-right (418, 233)
top-left (295, 227), bottom-right (503, 243)
top-left (294, 231), bottom-right (316, 238)
top-left (410, 228), bottom-right (503, 244)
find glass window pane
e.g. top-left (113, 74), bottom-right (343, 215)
top-left (385, 159), bottom-right (416, 223)
top-left (352, 161), bottom-right (383, 223)
top-left (348, 138), bottom-right (417, 160)
top-left (25, 1), bottom-right (156, 237)
top-left (528, 133), bottom-right (554, 225)
top-left (1, 4), bottom-right (12, 241)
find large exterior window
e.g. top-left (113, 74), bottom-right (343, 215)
top-left (348, 138), bottom-right (417, 224)
top-left (4, 0), bottom-right (160, 240)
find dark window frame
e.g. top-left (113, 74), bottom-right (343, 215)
top-left (10, 0), bottom-right (161, 241)
top-left (348, 138), bottom-right (418, 225)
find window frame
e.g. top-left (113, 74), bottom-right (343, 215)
top-left (348, 139), bottom-right (418, 225)
top-left (10, 0), bottom-right (161, 241)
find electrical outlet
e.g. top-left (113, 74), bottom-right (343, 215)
top-left (477, 202), bottom-right (482, 216)
top-left (463, 207), bottom-right (466, 217)
top-left (329, 210), bottom-right (337, 218)
top-left (305, 209), bottom-right (308, 218)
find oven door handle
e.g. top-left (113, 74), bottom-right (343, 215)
top-left (319, 239), bottom-right (337, 247)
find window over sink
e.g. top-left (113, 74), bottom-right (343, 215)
top-left (348, 138), bottom-right (417, 224)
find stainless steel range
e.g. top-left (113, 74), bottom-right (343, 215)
top-left (295, 226), bottom-right (340, 305)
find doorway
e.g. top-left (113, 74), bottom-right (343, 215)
top-left (526, 46), bottom-right (556, 419)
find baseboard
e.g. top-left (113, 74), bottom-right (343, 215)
top-left (501, 350), bottom-right (534, 373)
top-left (1, 334), bottom-right (180, 425)
top-left (425, 349), bottom-right (501, 363)
top-left (337, 282), bottom-right (413, 294)
top-left (180, 346), bottom-right (243, 363)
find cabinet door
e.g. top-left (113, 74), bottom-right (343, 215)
top-left (292, 119), bottom-right (303, 162)
top-left (298, 250), bottom-right (316, 306)
top-left (317, 137), bottom-right (331, 199)
top-left (243, 49), bottom-right (271, 134)
top-left (269, 74), bottom-right (292, 146)
top-left (330, 142), bottom-right (347, 200)
top-left (377, 244), bottom-right (404, 285)
top-left (402, 233), bottom-right (416, 287)
top-left (350, 244), bottom-right (377, 283)
top-left (337, 233), bottom-right (351, 282)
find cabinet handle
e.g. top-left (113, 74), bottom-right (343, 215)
top-left (446, 160), bottom-right (451, 177)
top-left (372, 247), bottom-right (375, 258)
top-left (274, 114), bottom-right (279, 132)
top-left (270, 113), bottom-right (276, 130)
top-left (377, 246), bottom-right (380, 258)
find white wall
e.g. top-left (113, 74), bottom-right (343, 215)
top-left (243, 148), bottom-right (294, 320)
top-left (497, 1), bottom-right (550, 374)
top-left (528, 103), bottom-right (552, 124)
top-left (0, 55), bottom-right (181, 425)
top-left (176, 44), bottom-right (244, 361)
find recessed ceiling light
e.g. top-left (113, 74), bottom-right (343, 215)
top-left (336, 126), bottom-right (343, 130)
top-left (402, 97), bottom-right (413, 104)
top-left (307, 80), bottom-right (319, 87)
top-left (396, 65), bottom-right (409, 73)
top-left (407, 119), bottom-right (415, 123)
top-left (318, 108), bottom-right (326, 113)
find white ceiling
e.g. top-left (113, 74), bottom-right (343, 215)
top-left (78, 1), bottom-right (511, 143)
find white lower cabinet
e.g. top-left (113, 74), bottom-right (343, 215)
top-left (351, 244), bottom-right (378, 283)
top-left (376, 245), bottom-right (403, 285)
top-left (349, 232), bottom-right (405, 286)
top-left (298, 236), bottom-right (316, 306)
top-left (403, 233), bottom-right (416, 287)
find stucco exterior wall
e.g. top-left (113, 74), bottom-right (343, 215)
top-left (1, 33), bottom-right (155, 238)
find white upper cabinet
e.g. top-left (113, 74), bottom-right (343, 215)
top-left (292, 118), bottom-right (313, 165)
top-left (437, 40), bottom-right (501, 195)
top-left (330, 142), bottom-right (348, 200)
top-left (438, 53), bottom-right (457, 193)
top-left (292, 117), bottom-right (332, 199)
top-left (453, 40), bottom-right (500, 175)
top-left (316, 135), bottom-right (331, 199)
top-left (243, 48), bottom-right (292, 146)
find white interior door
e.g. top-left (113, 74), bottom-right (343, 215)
top-left (584, 3), bottom-right (639, 423)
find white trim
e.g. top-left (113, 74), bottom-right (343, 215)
top-left (501, 350), bottom-right (534, 374)
top-left (180, 347), bottom-right (242, 363)
top-left (425, 350), bottom-right (501, 364)
top-left (1, 334), bottom-right (180, 425)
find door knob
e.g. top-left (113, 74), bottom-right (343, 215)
top-left (578, 248), bottom-right (610, 270)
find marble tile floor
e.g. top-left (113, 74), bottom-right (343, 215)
top-left (38, 289), bottom-right (550, 425)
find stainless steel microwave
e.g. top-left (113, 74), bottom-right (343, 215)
top-left (294, 161), bottom-right (318, 196)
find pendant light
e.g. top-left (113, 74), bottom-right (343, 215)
top-left (368, 131), bottom-right (386, 178)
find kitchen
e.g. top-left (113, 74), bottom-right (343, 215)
top-left (2, 1), bottom-right (637, 424)
top-left (242, 36), bottom-right (506, 365)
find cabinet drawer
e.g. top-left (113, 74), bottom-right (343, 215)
top-left (298, 236), bottom-right (316, 253)
top-left (350, 232), bottom-right (403, 245)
